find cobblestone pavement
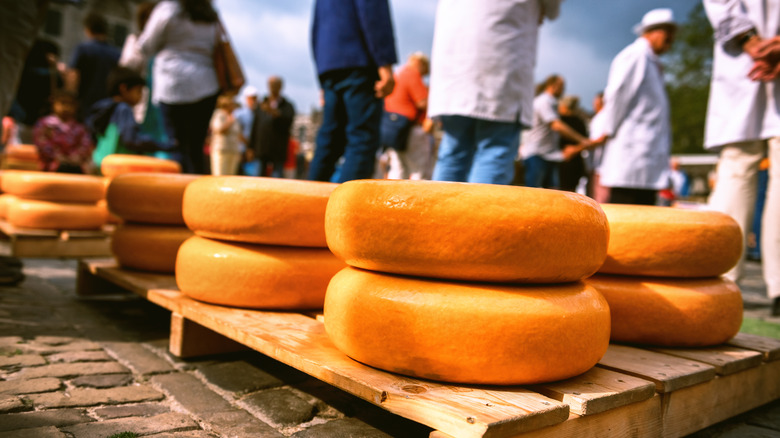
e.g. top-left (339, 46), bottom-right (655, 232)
top-left (0, 258), bottom-right (778, 438)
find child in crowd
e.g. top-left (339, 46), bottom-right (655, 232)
top-left (32, 90), bottom-right (94, 173)
top-left (87, 67), bottom-right (175, 168)
top-left (209, 94), bottom-right (244, 176)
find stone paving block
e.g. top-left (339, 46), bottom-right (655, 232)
top-left (293, 378), bottom-right (373, 417)
top-left (0, 377), bottom-right (61, 395)
top-left (0, 354), bottom-right (46, 368)
top-left (26, 385), bottom-right (163, 408)
top-left (93, 402), bottom-right (170, 419)
top-left (0, 426), bottom-right (68, 438)
top-left (11, 361), bottom-right (128, 379)
top-left (240, 388), bottom-right (317, 427)
top-left (61, 412), bottom-right (199, 438)
top-left (20, 340), bottom-right (103, 355)
top-left (103, 341), bottom-right (175, 375)
top-left (47, 350), bottom-right (111, 363)
top-left (0, 408), bottom-right (93, 432)
top-left (0, 395), bottom-right (28, 414)
top-left (143, 339), bottom-right (201, 371)
top-left (0, 336), bottom-right (24, 347)
top-left (202, 408), bottom-right (284, 438)
top-left (146, 431), bottom-right (217, 438)
top-left (151, 373), bottom-right (232, 414)
top-left (34, 336), bottom-right (80, 346)
top-left (197, 361), bottom-right (284, 395)
top-left (744, 399), bottom-right (780, 431)
top-left (71, 373), bottom-right (133, 389)
top-left (291, 418), bottom-right (393, 438)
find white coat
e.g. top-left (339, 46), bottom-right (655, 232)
top-left (427, 0), bottom-right (561, 126)
top-left (703, 0), bottom-right (780, 149)
top-left (599, 38), bottom-right (671, 190)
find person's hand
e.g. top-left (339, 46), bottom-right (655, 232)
top-left (562, 145), bottom-right (582, 161)
top-left (749, 58), bottom-right (780, 81)
top-left (591, 134), bottom-right (609, 147)
top-left (375, 65), bottom-right (395, 98)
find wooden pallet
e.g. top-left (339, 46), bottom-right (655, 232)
top-left (76, 259), bottom-right (780, 438)
top-left (0, 220), bottom-right (112, 258)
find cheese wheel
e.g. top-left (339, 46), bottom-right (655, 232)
top-left (585, 275), bottom-right (743, 346)
top-left (176, 236), bottom-right (345, 309)
top-left (325, 180), bottom-right (609, 283)
top-left (112, 223), bottom-right (193, 273)
top-left (97, 200), bottom-right (121, 225)
top-left (0, 194), bottom-right (16, 219)
top-left (325, 267), bottom-right (611, 385)
top-left (183, 176), bottom-right (338, 247)
top-left (7, 199), bottom-right (106, 230)
top-left (4, 144), bottom-right (39, 161)
top-left (101, 154), bottom-right (181, 178)
top-left (1, 171), bottom-right (105, 203)
top-left (107, 173), bottom-right (200, 225)
top-left (599, 204), bottom-right (742, 277)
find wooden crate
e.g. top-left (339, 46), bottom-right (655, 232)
top-left (0, 220), bottom-right (112, 258)
top-left (76, 259), bottom-right (780, 438)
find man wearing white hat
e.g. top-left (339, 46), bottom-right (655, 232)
top-left (596, 8), bottom-right (677, 205)
top-left (703, 0), bottom-right (780, 315)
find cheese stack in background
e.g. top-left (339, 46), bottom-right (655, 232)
top-left (177, 177), bottom-right (344, 310)
top-left (0, 171), bottom-right (106, 230)
top-left (106, 173), bottom-right (199, 274)
top-left (323, 180), bottom-right (612, 385)
top-left (2, 145), bottom-right (41, 170)
top-left (100, 154), bottom-right (181, 178)
top-left (585, 204), bottom-right (744, 347)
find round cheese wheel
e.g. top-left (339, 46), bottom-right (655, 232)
top-left (4, 144), bottom-right (39, 161)
top-left (107, 173), bottom-right (200, 225)
top-left (101, 154), bottom-right (181, 178)
top-left (183, 176), bottom-right (338, 247)
top-left (1, 171), bottom-right (105, 203)
top-left (325, 267), bottom-right (611, 385)
top-left (112, 223), bottom-right (193, 273)
top-left (585, 275), bottom-right (743, 346)
top-left (7, 199), bottom-right (106, 230)
top-left (97, 200), bottom-right (121, 224)
top-left (325, 180), bottom-right (609, 284)
top-left (598, 204), bottom-right (742, 277)
top-left (176, 236), bottom-right (345, 309)
top-left (0, 194), bottom-right (17, 219)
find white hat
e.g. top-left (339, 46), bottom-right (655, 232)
top-left (242, 85), bottom-right (259, 97)
top-left (633, 8), bottom-right (677, 35)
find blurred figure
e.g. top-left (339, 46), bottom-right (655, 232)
top-left (382, 52), bottom-right (432, 180)
top-left (308, 0), bottom-right (397, 183)
top-left (138, 0), bottom-right (221, 174)
top-left (658, 157), bottom-right (689, 206)
top-left (14, 39), bottom-right (63, 143)
top-left (598, 8), bottom-right (676, 205)
top-left (557, 95), bottom-right (589, 192)
top-left (33, 90), bottom-right (93, 173)
top-left (234, 85), bottom-right (258, 174)
top-left (66, 12), bottom-right (121, 120)
top-left (587, 92), bottom-right (610, 203)
top-left (209, 94), bottom-right (242, 176)
top-left (703, 0), bottom-right (780, 314)
top-left (250, 76), bottom-right (295, 178)
top-left (429, 0), bottom-right (562, 185)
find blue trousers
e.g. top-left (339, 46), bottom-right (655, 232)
top-left (432, 115), bottom-right (520, 185)
top-left (523, 155), bottom-right (560, 189)
top-left (309, 68), bottom-right (382, 183)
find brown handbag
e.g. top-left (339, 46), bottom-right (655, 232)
top-left (213, 20), bottom-right (245, 94)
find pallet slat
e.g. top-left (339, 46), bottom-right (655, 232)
top-left (0, 221), bottom-right (111, 258)
top-left (597, 345), bottom-right (716, 393)
top-left (529, 367), bottom-right (656, 416)
top-left (650, 345), bottom-right (764, 376)
top-left (727, 332), bottom-right (780, 362)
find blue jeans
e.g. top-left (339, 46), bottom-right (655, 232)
top-left (432, 115), bottom-right (520, 185)
top-left (523, 155), bottom-right (559, 188)
top-left (309, 68), bottom-right (382, 183)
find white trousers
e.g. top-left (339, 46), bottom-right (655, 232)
top-left (210, 150), bottom-right (242, 176)
top-left (708, 138), bottom-right (780, 299)
top-left (386, 126), bottom-right (435, 180)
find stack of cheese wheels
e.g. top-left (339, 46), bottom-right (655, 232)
top-left (2, 145), bottom-right (40, 170)
top-left (585, 204), bottom-right (744, 347)
top-left (177, 177), bottom-right (345, 310)
top-left (101, 154), bottom-right (181, 178)
top-left (323, 180), bottom-right (612, 385)
top-left (106, 173), bottom-right (200, 273)
top-left (0, 171), bottom-right (106, 230)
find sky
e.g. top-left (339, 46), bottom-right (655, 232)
top-left (214, 0), bottom-right (701, 114)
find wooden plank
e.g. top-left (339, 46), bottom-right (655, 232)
top-left (431, 396), bottom-right (663, 438)
top-left (529, 367), bottom-right (656, 416)
top-left (597, 345), bottom-right (716, 393)
top-left (146, 288), bottom-right (570, 438)
top-left (93, 264), bottom-right (178, 298)
top-left (12, 235), bottom-right (111, 258)
top-left (650, 345), bottom-right (764, 376)
top-left (76, 259), bottom-right (130, 296)
top-left (169, 313), bottom-right (248, 357)
top-left (727, 332), bottom-right (780, 362)
top-left (0, 220), bottom-right (59, 237)
top-left (661, 360), bottom-right (780, 438)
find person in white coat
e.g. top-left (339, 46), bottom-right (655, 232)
top-left (597, 8), bottom-right (676, 205)
top-left (428, 0), bottom-right (562, 185)
top-left (703, 0), bottom-right (780, 315)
